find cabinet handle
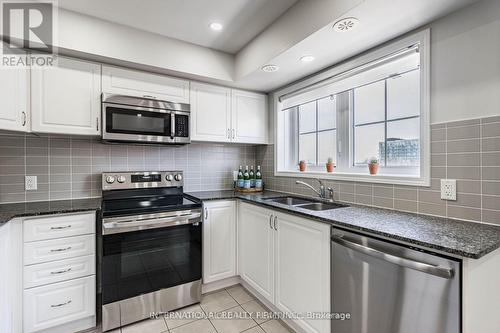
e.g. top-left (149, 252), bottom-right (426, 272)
top-left (50, 246), bottom-right (72, 252)
top-left (269, 215), bottom-right (273, 229)
top-left (273, 216), bottom-right (278, 230)
top-left (232, 129), bottom-right (235, 139)
top-left (50, 225), bottom-right (71, 230)
top-left (51, 300), bottom-right (72, 308)
top-left (96, 117), bottom-right (99, 132)
top-left (227, 128), bottom-right (230, 139)
top-left (143, 95), bottom-right (156, 99)
top-left (50, 267), bottom-right (72, 275)
top-left (21, 111), bottom-right (26, 126)
top-left (205, 208), bottom-right (208, 220)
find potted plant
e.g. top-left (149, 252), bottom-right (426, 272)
top-left (299, 160), bottom-right (306, 172)
top-left (368, 157), bottom-right (379, 175)
top-left (326, 157), bottom-right (335, 173)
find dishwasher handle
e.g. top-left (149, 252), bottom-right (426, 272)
top-left (331, 235), bottom-right (454, 279)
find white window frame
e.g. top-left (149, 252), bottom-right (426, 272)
top-left (272, 29), bottom-right (430, 186)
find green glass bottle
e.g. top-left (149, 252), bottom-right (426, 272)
top-left (237, 165), bottom-right (244, 188)
top-left (249, 166), bottom-right (255, 188)
top-left (243, 165), bottom-right (250, 189)
top-left (255, 165), bottom-right (263, 189)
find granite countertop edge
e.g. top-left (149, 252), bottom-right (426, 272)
top-left (0, 198), bottom-right (102, 226)
top-left (186, 190), bottom-right (500, 259)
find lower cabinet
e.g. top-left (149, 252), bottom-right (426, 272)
top-left (23, 276), bottom-right (95, 333)
top-left (22, 212), bottom-right (96, 333)
top-left (203, 200), bottom-right (236, 283)
top-left (238, 203), bottom-right (275, 303)
top-left (238, 202), bottom-right (331, 333)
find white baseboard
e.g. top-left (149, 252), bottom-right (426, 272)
top-left (202, 276), bottom-right (241, 294)
top-left (40, 316), bottom-right (96, 333)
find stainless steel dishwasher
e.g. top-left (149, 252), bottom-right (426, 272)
top-left (331, 228), bottom-right (460, 333)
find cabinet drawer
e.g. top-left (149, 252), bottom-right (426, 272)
top-left (24, 212), bottom-right (95, 242)
top-left (24, 234), bottom-right (95, 265)
top-left (24, 255), bottom-right (95, 289)
top-left (23, 275), bottom-right (95, 333)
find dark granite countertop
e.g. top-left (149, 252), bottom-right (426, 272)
top-left (186, 190), bottom-right (500, 259)
top-left (0, 198), bottom-right (101, 226)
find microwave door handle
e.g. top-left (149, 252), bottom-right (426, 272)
top-left (170, 113), bottom-right (175, 139)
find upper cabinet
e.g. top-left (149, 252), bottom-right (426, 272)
top-left (190, 82), bottom-right (231, 142)
top-left (31, 57), bottom-right (101, 136)
top-left (0, 46), bottom-right (29, 132)
top-left (102, 66), bottom-right (190, 103)
top-left (191, 85), bottom-right (268, 144)
top-left (232, 90), bottom-right (267, 144)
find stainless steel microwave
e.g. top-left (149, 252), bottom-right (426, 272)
top-left (101, 93), bottom-right (190, 145)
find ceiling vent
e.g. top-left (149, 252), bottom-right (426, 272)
top-left (332, 17), bottom-right (360, 32)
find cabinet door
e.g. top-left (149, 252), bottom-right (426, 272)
top-left (102, 65), bottom-right (190, 103)
top-left (0, 46), bottom-right (29, 132)
top-left (238, 202), bottom-right (274, 303)
top-left (275, 212), bottom-right (330, 333)
top-left (203, 200), bottom-right (236, 283)
top-left (31, 57), bottom-right (101, 135)
top-left (23, 275), bottom-right (95, 333)
top-left (190, 82), bottom-right (231, 142)
top-left (231, 89), bottom-right (267, 144)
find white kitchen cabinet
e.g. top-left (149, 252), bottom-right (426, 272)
top-left (0, 45), bottom-right (29, 132)
top-left (190, 83), bottom-right (268, 144)
top-left (23, 275), bottom-right (95, 333)
top-left (274, 211), bottom-right (331, 333)
top-left (31, 57), bottom-right (101, 135)
top-left (238, 202), bottom-right (275, 303)
top-left (203, 200), bottom-right (236, 283)
top-left (238, 203), bottom-right (330, 333)
top-left (231, 89), bottom-right (267, 144)
top-left (191, 82), bottom-right (231, 142)
top-left (102, 65), bottom-right (190, 103)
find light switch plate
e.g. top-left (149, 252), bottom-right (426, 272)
top-left (440, 179), bottom-right (456, 201)
top-left (25, 176), bottom-right (37, 191)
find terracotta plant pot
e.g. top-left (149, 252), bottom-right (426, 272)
top-left (299, 161), bottom-right (306, 172)
top-left (368, 163), bottom-right (379, 175)
top-left (326, 163), bottom-right (334, 173)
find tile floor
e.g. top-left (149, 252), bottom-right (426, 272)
top-left (86, 284), bottom-right (294, 333)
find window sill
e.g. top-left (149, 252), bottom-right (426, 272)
top-left (274, 170), bottom-right (430, 187)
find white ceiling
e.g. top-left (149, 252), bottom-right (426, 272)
top-left (234, 0), bottom-right (481, 91)
top-left (57, 0), bottom-right (298, 54)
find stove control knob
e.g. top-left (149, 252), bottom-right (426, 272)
top-left (117, 176), bottom-right (126, 183)
top-left (175, 174), bottom-right (183, 181)
top-left (105, 176), bottom-right (116, 184)
top-left (166, 174), bottom-right (174, 181)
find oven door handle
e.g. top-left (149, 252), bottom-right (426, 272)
top-left (103, 212), bottom-right (201, 234)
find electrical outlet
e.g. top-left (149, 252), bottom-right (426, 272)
top-left (440, 179), bottom-right (456, 201)
top-left (25, 176), bottom-right (37, 191)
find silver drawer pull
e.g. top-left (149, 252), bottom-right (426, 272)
top-left (50, 225), bottom-right (72, 230)
top-left (50, 246), bottom-right (72, 252)
top-left (50, 268), bottom-right (72, 275)
top-left (51, 300), bottom-right (72, 308)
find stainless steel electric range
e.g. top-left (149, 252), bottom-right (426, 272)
top-left (100, 171), bottom-right (202, 332)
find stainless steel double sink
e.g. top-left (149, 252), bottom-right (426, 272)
top-left (263, 196), bottom-right (347, 211)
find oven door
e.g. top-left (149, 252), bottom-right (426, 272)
top-left (101, 213), bottom-right (202, 307)
top-left (102, 103), bottom-right (190, 144)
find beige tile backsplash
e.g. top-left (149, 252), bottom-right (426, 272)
top-left (256, 115), bottom-right (500, 225)
top-left (0, 134), bottom-right (256, 203)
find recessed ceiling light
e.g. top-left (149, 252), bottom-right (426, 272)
top-left (332, 17), bottom-right (359, 32)
top-left (209, 22), bottom-right (223, 31)
top-left (300, 55), bottom-right (315, 63)
top-left (261, 64), bottom-right (279, 72)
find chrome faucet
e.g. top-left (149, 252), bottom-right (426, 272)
top-left (295, 179), bottom-right (335, 201)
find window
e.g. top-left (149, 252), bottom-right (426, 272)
top-left (274, 30), bottom-right (430, 186)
